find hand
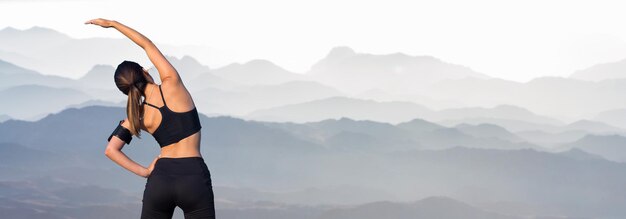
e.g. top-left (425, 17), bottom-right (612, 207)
top-left (145, 154), bottom-right (161, 178)
top-left (84, 18), bottom-right (116, 28)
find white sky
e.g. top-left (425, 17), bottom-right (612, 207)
top-left (2, 0), bottom-right (626, 82)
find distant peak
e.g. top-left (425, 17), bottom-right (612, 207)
top-left (179, 55), bottom-right (207, 67)
top-left (326, 46), bottom-right (356, 60)
top-left (526, 76), bottom-right (580, 84)
top-left (418, 196), bottom-right (462, 203)
top-left (338, 117), bottom-right (355, 122)
top-left (567, 119), bottom-right (596, 125)
top-left (27, 26), bottom-right (50, 31)
top-left (89, 64), bottom-right (114, 70)
top-left (243, 59), bottom-right (285, 70)
top-left (0, 26), bottom-right (70, 38)
top-left (180, 55), bottom-right (200, 63)
top-left (1, 26), bottom-right (19, 32)
top-left (493, 104), bottom-right (531, 113)
top-left (404, 118), bottom-right (434, 124)
top-left (387, 51), bottom-right (413, 58)
top-left (80, 64), bottom-right (115, 80)
top-left (245, 59), bottom-right (275, 66)
top-left (26, 26), bottom-right (65, 35)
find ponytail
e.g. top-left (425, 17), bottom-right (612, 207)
top-left (126, 81), bottom-right (146, 137)
top-left (114, 60), bottom-right (149, 137)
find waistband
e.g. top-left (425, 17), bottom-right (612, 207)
top-left (152, 156), bottom-right (209, 175)
top-left (158, 156), bottom-right (205, 161)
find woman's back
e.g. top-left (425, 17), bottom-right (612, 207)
top-left (142, 82), bottom-right (202, 158)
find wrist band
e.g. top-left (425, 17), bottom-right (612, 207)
top-left (108, 120), bottom-right (133, 144)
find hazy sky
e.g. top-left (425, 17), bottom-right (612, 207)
top-left (2, 0), bottom-right (626, 82)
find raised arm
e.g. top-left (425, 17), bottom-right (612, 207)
top-left (85, 18), bottom-right (181, 84)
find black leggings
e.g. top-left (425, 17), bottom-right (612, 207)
top-left (141, 157), bottom-right (216, 219)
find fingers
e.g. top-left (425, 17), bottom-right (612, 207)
top-left (84, 18), bottom-right (104, 25)
top-left (84, 19), bottom-right (99, 25)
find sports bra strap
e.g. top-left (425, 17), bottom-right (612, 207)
top-left (158, 85), bottom-right (167, 106)
top-left (143, 101), bottom-right (160, 109)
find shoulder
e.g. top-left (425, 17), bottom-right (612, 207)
top-left (160, 78), bottom-right (187, 92)
top-left (160, 80), bottom-right (192, 101)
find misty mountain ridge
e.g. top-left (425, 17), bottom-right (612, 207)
top-left (262, 114), bottom-right (542, 151)
top-left (0, 58), bottom-right (40, 76)
top-left (514, 129), bottom-right (591, 149)
top-left (246, 97), bottom-right (565, 129)
top-left (0, 56), bottom-right (338, 119)
top-left (246, 96), bottom-right (433, 123)
top-left (3, 24), bottom-right (626, 219)
top-left (0, 26), bottom-right (71, 51)
top-left (0, 84), bottom-right (92, 119)
top-left (569, 58), bottom-right (626, 81)
top-left (558, 148), bottom-right (606, 161)
top-left (592, 108), bottom-right (626, 129)
top-left (427, 76), bottom-right (626, 120)
top-left (0, 59), bottom-right (78, 89)
top-left (1, 105), bottom-right (626, 218)
top-left (564, 119), bottom-right (625, 134)
top-left (318, 196), bottom-right (523, 219)
top-left (560, 134), bottom-right (626, 162)
top-left (13, 54), bottom-right (620, 135)
top-left (78, 64), bottom-right (116, 89)
top-left (245, 96), bottom-right (626, 150)
top-left (396, 118), bottom-right (446, 133)
top-left (0, 114), bottom-right (10, 122)
top-left (454, 123), bottom-right (526, 143)
top-left (0, 26), bottom-right (228, 78)
top-left (308, 46), bottom-right (492, 94)
top-left (5, 27), bottom-right (626, 127)
top-left (211, 59), bottom-right (308, 85)
top-left (3, 52), bottom-right (626, 151)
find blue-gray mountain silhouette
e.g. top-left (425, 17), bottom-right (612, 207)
top-left (558, 148), bottom-right (605, 161)
top-left (1, 106), bottom-right (626, 218)
top-left (211, 59), bottom-right (307, 85)
top-left (561, 134), bottom-right (626, 162)
top-left (318, 196), bottom-right (520, 219)
top-left (0, 84), bottom-right (91, 119)
top-left (593, 108), bottom-right (626, 129)
top-left (0, 59), bottom-right (77, 89)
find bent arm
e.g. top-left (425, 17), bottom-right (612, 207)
top-left (109, 20), bottom-right (182, 84)
top-left (104, 118), bottom-right (160, 178)
top-left (105, 136), bottom-right (149, 178)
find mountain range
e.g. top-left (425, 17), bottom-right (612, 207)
top-left (2, 26), bottom-right (626, 218)
top-left (4, 27), bottom-right (626, 128)
top-left (1, 106), bottom-right (625, 218)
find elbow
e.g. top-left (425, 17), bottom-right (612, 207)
top-left (104, 147), bottom-right (117, 158)
top-left (140, 41), bottom-right (153, 50)
top-left (104, 148), bottom-right (111, 157)
top-left (142, 41), bottom-right (157, 50)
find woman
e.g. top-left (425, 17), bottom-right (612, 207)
top-left (86, 18), bottom-right (215, 219)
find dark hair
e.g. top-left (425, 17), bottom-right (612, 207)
top-left (114, 60), bottom-right (148, 137)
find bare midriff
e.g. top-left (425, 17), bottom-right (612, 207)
top-left (158, 131), bottom-right (202, 158)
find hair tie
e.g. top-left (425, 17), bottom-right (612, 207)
top-left (133, 80), bottom-right (146, 95)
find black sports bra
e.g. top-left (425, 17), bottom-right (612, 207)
top-left (143, 85), bottom-right (202, 147)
